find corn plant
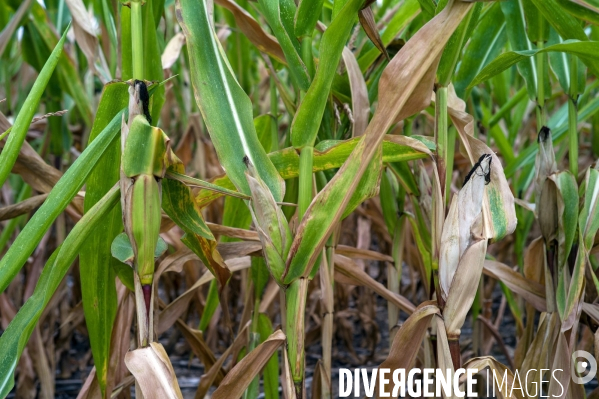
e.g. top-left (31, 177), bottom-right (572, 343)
top-left (4, 0), bottom-right (599, 398)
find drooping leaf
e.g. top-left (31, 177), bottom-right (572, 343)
top-left (357, 0), bottom-right (420, 72)
top-left (211, 330), bottom-right (286, 399)
top-left (282, 1), bottom-right (473, 283)
top-left (196, 135), bottom-right (432, 207)
top-left (470, 40), bottom-right (599, 89)
top-left (216, 0), bottom-right (286, 63)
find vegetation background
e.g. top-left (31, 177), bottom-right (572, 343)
top-left (2, 0), bottom-right (599, 397)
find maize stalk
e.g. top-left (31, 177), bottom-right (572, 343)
top-left (120, 79), bottom-right (170, 346)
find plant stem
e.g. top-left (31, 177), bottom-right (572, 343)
top-left (131, 1), bottom-right (144, 80)
top-left (301, 36), bottom-right (314, 79)
top-left (270, 78), bottom-right (279, 152)
top-left (387, 217), bottom-right (404, 341)
top-left (298, 146), bottom-right (314, 222)
top-left (569, 56), bottom-right (579, 177)
top-left (536, 41), bottom-right (545, 127)
top-left (435, 86), bottom-right (449, 205)
top-left (320, 245), bottom-right (334, 399)
top-left (286, 278), bottom-right (308, 397)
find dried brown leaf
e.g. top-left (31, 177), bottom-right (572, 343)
top-left (211, 330), bottom-right (286, 399)
top-left (124, 342), bottom-right (183, 399)
top-left (483, 260), bottom-right (547, 312)
top-left (334, 254), bottom-right (415, 314)
top-left (215, 0), bottom-right (286, 63)
top-left (446, 89), bottom-right (517, 241)
top-left (376, 304), bottom-right (439, 397)
top-left (443, 239), bottom-right (488, 336)
top-left (194, 323), bottom-right (249, 398)
top-left (358, 7), bottom-right (388, 61)
top-left (0, 194), bottom-right (48, 221)
top-left (0, 0), bottom-right (33, 58)
top-left (65, 0), bottom-right (100, 77)
top-left (341, 47), bottom-right (370, 137)
top-left (162, 32), bottom-right (186, 70)
top-left (462, 357), bottom-right (524, 399)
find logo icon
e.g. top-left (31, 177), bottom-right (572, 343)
top-left (571, 350), bottom-right (597, 384)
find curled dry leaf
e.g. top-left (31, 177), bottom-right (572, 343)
top-left (358, 7), bottom-right (389, 60)
top-left (376, 304), bottom-right (439, 397)
top-left (124, 342), bottom-right (184, 399)
top-left (342, 47), bottom-right (370, 137)
top-left (161, 32), bottom-right (186, 69)
top-left (211, 329), bottom-right (286, 399)
top-left (461, 357), bottom-right (524, 399)
top-left (483, 260), bottom-right (547, 312)
top-left (446, 88), bottom-right (517, 242)
top-left (443, 239), bottom-right (488, 336)
top-left (215, 0), bottom-right (286, 64)
top-left (65, 0), bottom-right (100, 76)
top-left (334, 254), bottom-right (415, 314)
top-left (439, 154), bottom-right (491, 300)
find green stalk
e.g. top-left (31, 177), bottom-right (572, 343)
top-left (301, 37), bottom-right (315, 79)
top-left (298, 146), bottom-right (314, 222)
top-left (285, 278), bottom-right (308, 397)
top-left (435, 86), bottom-right (449, 204)
top-left (130, 0), bottom-right (144, 80)
top-left (487, 87), bottom-right (527, 128)
top-left (243, 298), bottom-right (261, 399)
top-left (569, 56), bottom-right (579, 177)
top-left (270, 78), bottom-right (279, 151)
top-left (536, 41), bottom-right (545, 127)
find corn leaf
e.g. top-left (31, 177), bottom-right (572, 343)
top-left (290, 0), bottom-right (363, 148)
top-left (376, 304), bottom-right (439, 396)
top-left (176, 0), bottom-right (284, 202)
top-left (281, 1), bottom-right (473, 283)
top-left (0, 25), bottom-right (67, 189)
top-left (499, 0), bottom-right (538, 99)
top-left (295, 0), bottom-right (324, 38)
top-left (0, 185), bottom-right (120, 398)
top-left (196, 136), bottom-right (431, 207)
top-left (212, 330), bottom-right (286, 399)
top-left (357, 0), bottom-right (420, 72)
top-left (470, 40), bottom-right (599, 89)
top-left (216, 0), bottom-right (286, 64)
top-left (257, 0), bottom-right (310, 90)
top-left (454, 3), bottom-right (506, 97)
top-left (0, 109), bottom-right (125, 294)
top-left (124, 342), bottom-right (184, 399)
top-left (79, 81), bottom-right (129, 395)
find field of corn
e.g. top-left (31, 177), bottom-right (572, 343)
top-left (5, 0), bottom-right (599, 397)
